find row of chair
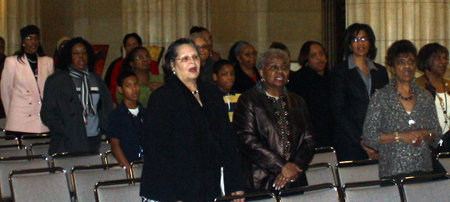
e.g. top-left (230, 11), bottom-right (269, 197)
top-left (0, 150), bottom-right (139, 201)
top-left (216, 173), bottom-right (450, 202)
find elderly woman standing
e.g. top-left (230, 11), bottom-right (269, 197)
top-left (234, 49), bottom-right (315, 192)
top-left (140, 38), bottom-right (244, 201)
top-left (1, 25), bottom-right (54, 138)
top-left (363, 40), bottom-right (441, 179)
top-left (41, 37), bottom-right (113, 154)
top-left (416, 43), bottom-right (450, 153)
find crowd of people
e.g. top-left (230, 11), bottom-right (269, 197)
top-left (0, 23), bottom-right (448, 201)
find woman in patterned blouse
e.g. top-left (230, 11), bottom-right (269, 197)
top-left (363, 40), bottom-right (442, 179)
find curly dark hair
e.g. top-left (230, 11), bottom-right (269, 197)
top-left (417, 43), bottom-right (449, 72)
top-left (343, 23), bottom-right (378, 60)
top-left (385, 40), bottom-right (417, 69)
top-left (56, 37), bottom-right (96, 71)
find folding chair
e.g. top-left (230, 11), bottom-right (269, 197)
top-left (72, 164), bottom-right (127, 202)
top-left (94, 178), bottom-right (141, 202)
top-left (99, 141), bottom-right (111, 154)
top-left (20, 134), bottom-right (51, 149)
top-left (343, 179), bottom-right (402, 202)
top-left (401, 173), bottom-right (450, 202)
top-left (336, 159), bottom-right (379, 187)
top-left (437, 152), bottom-right (450, 172)
top-left (52, 151), bottom-right (104, 191)
top-left (29, 142), bottom-right (51, 157)
top-left (0, 155), bottom-right (48, 200)
top-left (279, 183), bottom-right (341, 202)
top-left (104, 150), bottom-right (118, 164)
top-left (9, 167), bottom-right (71, 202)
top-left (0, 135), bottom-right (19, 146)
top-left (215, 191), bottom-right (277, 202)
top-left (130, 160), bottom-right (143, 179)
top-left (306, 163), bottom-right (336, 185)
top-left (310, 147), bottom-right (338, 168)
top-left (0, 144), bottom-right (27, 158)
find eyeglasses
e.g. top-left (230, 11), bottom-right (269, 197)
top-left (174, 55), bottom-right (200, 63)
top-left (25, 36), bottom-right (40, 41)
top-left (196, 45), bottom-right (210, 50)
top-left (135, 55), bottom-right (151, 61)
top-left (244, 52), bottom-right (258, 58)
top-left (351, 36), bottom-right (368, 43)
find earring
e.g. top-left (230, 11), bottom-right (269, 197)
top-left (287, 79), bottom-right (290, 83)
top-left (173, 71), bottom-right (176, 75)
top-left (261, 78), bottom-right (265, 82)
top-left (23, 44), bottom-right (25, 47)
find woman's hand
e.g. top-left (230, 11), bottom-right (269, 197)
top-left (231, 191), bottom-right (245, 202)
top-left (361, 140), bottom-right (379, 159)
top-left (273, 163), bottom-right (302, 190)
top-left (400, 131), bottom-right (423, 146)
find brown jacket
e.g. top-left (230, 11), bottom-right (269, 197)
top-left (233, 82), bottom-right (315, 191)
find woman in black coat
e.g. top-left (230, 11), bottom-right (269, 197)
top-left (41, 37), bottom-right (113, 155)
top-left (139, 38), bottom-right (244, 201)
top-left (330, 23), bottom-right (389, 161)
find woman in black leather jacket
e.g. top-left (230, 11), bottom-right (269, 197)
top-left (233, 48), bottom-right (315, 192)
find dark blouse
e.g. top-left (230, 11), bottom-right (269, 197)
top-left (232, 64), bottom-right (261, 93)
top-left (287, 66), bottom-right (334, 148)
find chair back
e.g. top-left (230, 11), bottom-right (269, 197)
top-left (146, 45), bottom-right (165, 65)
top-left (0, 145), bottom-right (27, 158)
top-left (104, 150), bottom-right (118, 164)
top-left (72, 164), bottom-right (127, 202)
top-left (29, 142), bottom-right (51, 157)
top-left (310, 147), bottom-right (337, 168)
top-left (0, 135), bottom-right (19, 146)
top-left (94, 178), bottom-right (141, 202)
top-left (401, 173), bottom-right (450, 202)
top-left (343, 179), bottom-right (402, 202)
top-left (279, 183), bottom-right (341, 202)
top-left (215, 191), bottom-right (277, 202)
top-left (20, 134), bottom-right (51, 149)
top-left (437, 152), bottom-right (450, 172)
top-left (306, 163), bottom-right (336, 186)
top-left (9, 167), bottom-right (70, 202)
top-left (0, 155), bottom-right (48, 199)
top-left (130, 161), bottom-right (143, 179)
top-left (336, 159), bottom-right (379, 187)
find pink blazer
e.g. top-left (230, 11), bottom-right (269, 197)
top-left (1, 55), bottom-right (54, 133)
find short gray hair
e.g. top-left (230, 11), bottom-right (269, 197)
top-left (256, 49), bottom-right (290, 70)
top-left (189, 32), bottom-right (211, 44)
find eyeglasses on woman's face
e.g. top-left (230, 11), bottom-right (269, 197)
top-left (175, 55), bottom-right (200, 63)
top-left (351, 36), bottom-right (368, 43)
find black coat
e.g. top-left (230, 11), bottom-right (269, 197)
top-left (232, 64), bottom-right (261, 93)
top-left (287, 66), bottom-right (334, 148)
top-left (140, 76), bottom-right (244, 201)
top-left (330, 59), bottom-right (389, 161)
top-left (41, 70), bottom-right (113, 155)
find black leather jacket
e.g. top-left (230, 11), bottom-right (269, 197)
top-left (233, 82), bottom-right (315, 191)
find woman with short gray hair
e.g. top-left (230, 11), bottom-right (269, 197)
top-left (234, 49), bottom-right (315, 192)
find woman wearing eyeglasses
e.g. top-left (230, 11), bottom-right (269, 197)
top-left (140, 38), bottom-right (244, 201)
top-left (190, 32), bottom-right (216, 84)
top-left (330, 23), bottom-right (389, 161)
top-left (228, 41), bottom-right (260, 93)
top-left (116, 47), bottom-right (163, 108)
top-left (1, 25), bottom-right (54, 138)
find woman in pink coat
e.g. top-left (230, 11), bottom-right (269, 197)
top-left (0, 25), bottom-right (54, 137)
